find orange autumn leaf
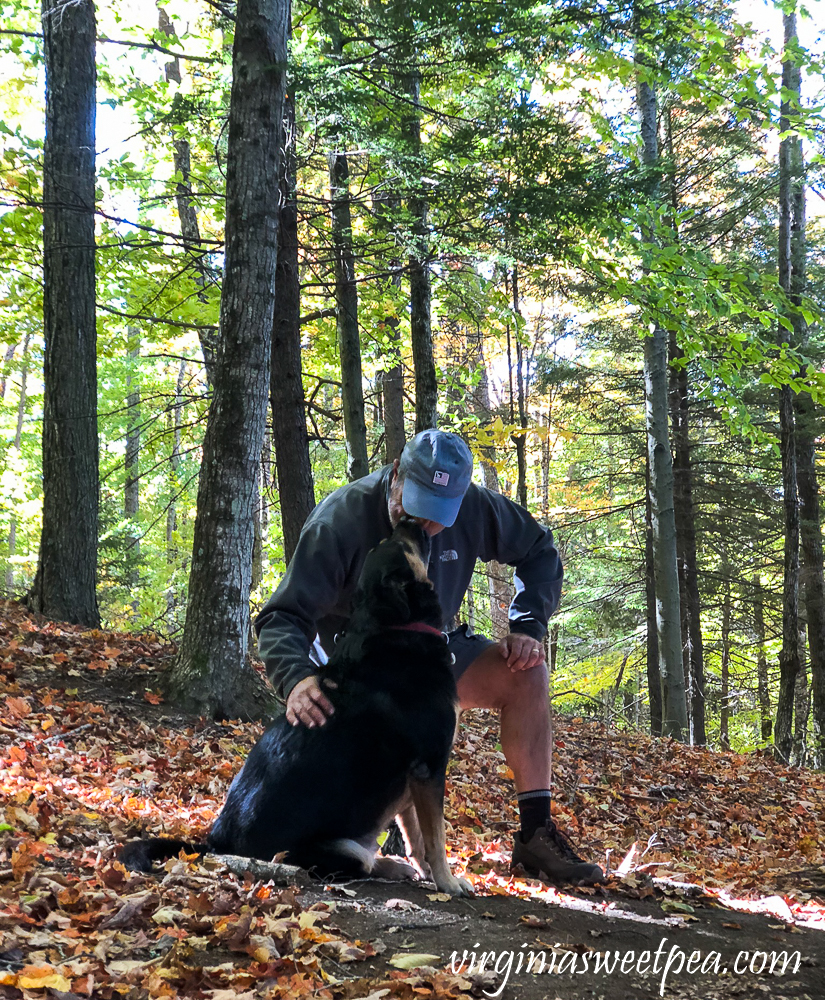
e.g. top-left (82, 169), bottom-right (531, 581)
top-left (4, 695), bottom-right (31, 719)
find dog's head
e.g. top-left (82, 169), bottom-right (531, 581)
top-left (352, 516), bottom-right (442, 629)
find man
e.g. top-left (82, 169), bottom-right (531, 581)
top-left (255, 429), bottom-right (604, 885)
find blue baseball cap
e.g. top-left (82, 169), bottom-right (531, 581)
top-left (398, 430), bottom-right (473, 528)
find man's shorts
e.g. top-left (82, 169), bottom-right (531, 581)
top-left (311, 624), bottom-right (495, 682)
top-left (446, 623), bottom-right (496, 683)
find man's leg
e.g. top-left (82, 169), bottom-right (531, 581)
top-left (456, 643), bottom-right (552, 792)
top-left (455, 639), bottom-right (605, 886)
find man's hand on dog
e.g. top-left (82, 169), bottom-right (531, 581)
top-left (286, 675), bottom-right (337, 727)
top-left (500, 633), bottom-right (546, 672)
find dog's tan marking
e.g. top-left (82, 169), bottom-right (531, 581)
top-left (401, 541), bottom-right (430, 583)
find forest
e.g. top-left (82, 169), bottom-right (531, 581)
top-left (2, 0), bottom-right (825, 761)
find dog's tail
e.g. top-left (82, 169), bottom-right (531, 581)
top-left (118, 837), bottom-right (207, 873)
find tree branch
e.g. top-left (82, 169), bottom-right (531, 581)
top-left (0, 28), bottom-right (217, 64)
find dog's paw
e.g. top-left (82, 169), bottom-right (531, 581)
top-left (372, 855), bottom-right (420, 882)
top-left (435, 873), bottom-right (475, 898)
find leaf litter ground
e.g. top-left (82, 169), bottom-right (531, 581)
top-left (0, 600), bottom-right (823, 999)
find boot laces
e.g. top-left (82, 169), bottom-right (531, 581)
top-left (545, 820), bottom-right (586, 863)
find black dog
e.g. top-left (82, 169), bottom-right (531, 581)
top-left (119, 517), bottom-right (473, 897)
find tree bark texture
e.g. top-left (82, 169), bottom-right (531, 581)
top-left (373, 192), bottom-right (406, 463)
top-left (669, 347), bottom-right (706, 745)
top-left (720, 568), bottom-right (731, 751)
top-left (271, 89), bottom-right (315, 562)
top-left (645, 456), bottom-right (663, 736)
top-left (465, 324), bottom-right (513, 638)
top-left (793, 626), bottom-right (809, 766)
top-left (404, 69), bottom-right (437, 434)
top-left (166, 360), bottom-right (186, 618)
top-left (775, 7), bottom-right (804, 763)
top-left (158, 6), bottom-right (219, 378)
top-left (124, 331), bottom-right (141, 607)
top-left (781, 25), bottom-right (825, 761)
top-left (510, 269), bottom-right (529, 509)
top-left (6, 335), bottom-right (30, 593)
top-left (29, 0), bottom-right (99, 627)
top-left (329, 144), bottom-right (368, 480)
top-left (637, 68), bottom-right (687, 739)
top-left (752, 575), bottom-right (772, 742)
top-left (796, 388), bottom-right (825, 762)
top-left (166, 0), bottom-right (288, 720)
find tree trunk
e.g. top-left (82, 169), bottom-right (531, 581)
top-left (645, 456), bottom-right (663, 736)
top-left (29, 0), bottom-right (99, 627)
top-left (663, 108), bottom-right (707, 749)
top-left (329, 148), bottom-right (368, 479)
top-left (720, 568), bottom-right (731, 751)
top-left (165, 0), bottom-right (288, 720)
top-left (753, 574), bottom-right (772, 743)
top-left (797, 388), bottom-right (825, 763)
top-left (465, 324), bottom-right (513, 637)
top-left (270, 87), bottom-right (315, 562)
top-left (510, 268), bottom-right (528, 509)
top-left (637, 53), bottom-right (688, 740)
top-left (793, 624), bottom-right (809, 766)
top-left (373, 191), bottom-right (406, 463)
top-left (540, 410), bottom-right (551, 522)
top-left (403, 67), bottom-right (437, 433)
top-left (775, 7), bottom-right (804, 764)
top-left (124, 330), bottom-right (141, 609)
top-left (0, 343), bottom-right (16, 401)
top-left (159, 6), bottom-right (219, 379)
top-left (6, 335), bottom-right (31, 593)
top-left (783, 30), bottom-right (825, 762)
top-left (166, 360), bottom-right (186, 618)
top-left (325, 22), bottom-right (368, 480)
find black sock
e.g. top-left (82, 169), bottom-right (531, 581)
top-left (517, 789), bottom-right (551, 840)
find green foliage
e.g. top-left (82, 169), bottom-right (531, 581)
top-left (1, 0), bottom-right (824, 757)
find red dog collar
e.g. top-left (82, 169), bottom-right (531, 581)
top-left (389, 622), bottom-right (445, 639)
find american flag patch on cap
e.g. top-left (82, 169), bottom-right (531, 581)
top-left (433, 470), bottom-right (450, 486)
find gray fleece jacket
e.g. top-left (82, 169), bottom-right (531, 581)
top-left (254, 465), bottom-right (563, 702)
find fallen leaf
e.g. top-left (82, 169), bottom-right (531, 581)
top-left (389, 953), bottom-right (441, 970)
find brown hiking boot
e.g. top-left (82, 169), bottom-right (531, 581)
top-left (511, 820), bottom-right (605, 886)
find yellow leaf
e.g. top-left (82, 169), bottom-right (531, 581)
top-left (19, 972), bottom-right (71, 991)
top-left (389, 953), bottom-right (441, 970)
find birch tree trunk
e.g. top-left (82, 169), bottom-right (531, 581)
top-left (166, 0), bottom-right (288, 719)
top-left (29, 0), bottom-right (99, 627)
top-left (793, 625), bottom-right (809, 766)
